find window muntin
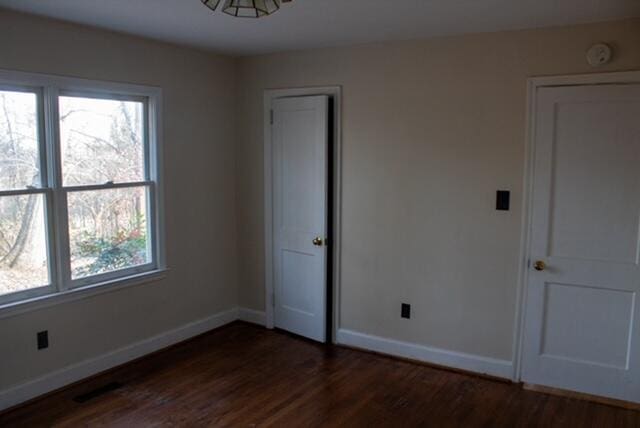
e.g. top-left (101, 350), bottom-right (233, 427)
top-left (0, 75), bottom-right (162, 307)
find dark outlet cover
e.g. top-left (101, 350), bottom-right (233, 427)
top-left (401, 303), bottom-right (411, 319)
top-left (496, 190), bottom-right (510, 211)
top-left (37, 330), bottom-right (49, 350)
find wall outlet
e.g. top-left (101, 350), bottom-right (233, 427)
top-left (496, 190), bottom-right (510, 211)
top-left (37, 330), bottom-right (49, 350)
top-left (401, 303), bottom-right (411, 319)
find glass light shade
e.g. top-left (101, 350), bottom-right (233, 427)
top-left (201, 0), bottom-right (222, 11)
top-left (222, 0), bottom-right (280, 18)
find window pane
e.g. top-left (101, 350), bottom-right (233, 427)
top-left (59, 96), bottom-right (145, 186)
top-left (0, 90), bottom-right (41, 190)
top-left (0, 194), bottom-right (49, 296)
top-left (68, 186), bottom-right (151, 279)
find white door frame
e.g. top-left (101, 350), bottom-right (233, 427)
top-left (513, 70), bottom-right (640, 382)
top-left (263, 86), bottom-right (342, 342)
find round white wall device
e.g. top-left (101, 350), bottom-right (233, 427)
top-left (586, 43), bottom-right (612, 67)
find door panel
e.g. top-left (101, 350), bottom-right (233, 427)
top-left (522, 84), bottom-right (640, 403)
top-left (549, 99), bottom-right (640, 263)
top-left (541, 282), bottom-right (634, 369)
top-left (272, 96), bottom-right (328, 342)
top-left (282, 249), bottom-right (316, 315)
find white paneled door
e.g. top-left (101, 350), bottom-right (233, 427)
top-left (272, 96), bottom-right (329, 342)
top-left (522, 84), bottom-right (640, 403)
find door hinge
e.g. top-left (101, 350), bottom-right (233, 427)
top-left (272, 291), bottom-right (276, 307)
top-left (270, 109), bottom-right (274, 125)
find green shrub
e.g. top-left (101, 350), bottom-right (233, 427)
top-left (73, 228), bottom-right (147, 277)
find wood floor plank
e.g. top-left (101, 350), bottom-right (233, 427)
top-left (1, 322), bottom-right (639, 427)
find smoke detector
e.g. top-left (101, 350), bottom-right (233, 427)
top-left (586, 43), bottom-right (612, 67)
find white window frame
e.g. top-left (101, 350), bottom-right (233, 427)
top-left (0, 69), bottom-right (166, 314)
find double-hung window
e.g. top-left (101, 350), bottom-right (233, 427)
top-left (0, 70), bottom-right (164, 309)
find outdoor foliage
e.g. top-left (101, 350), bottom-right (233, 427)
top-left (72, 225), bottom-right (147, 278)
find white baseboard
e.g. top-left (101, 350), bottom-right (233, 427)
top-left (1, 311), bottom-right (513, 412)
top-left (0, 307), bottom-right (239, 411)
top-left (237, 307), bottom-right (266, 326)
top-left (337, 329), bottom-right (513, 380)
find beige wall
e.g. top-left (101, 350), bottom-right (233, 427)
top-left (236, 19), bottom-right (640, 360)
top-left (0, 10), bottom-right (238, 389)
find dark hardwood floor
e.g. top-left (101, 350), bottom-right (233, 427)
top-left (2, 322), bottom-right (639, 427)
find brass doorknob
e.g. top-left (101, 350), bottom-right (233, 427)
top-left (312, 237), bottom-right (324, 246)
top-left (534, 260), bottom-right (546, 271)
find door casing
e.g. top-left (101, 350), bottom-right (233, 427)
top-left (514, 71), bottom-right (640, 383)
top-left (263, 86), bottom-right (342, 343)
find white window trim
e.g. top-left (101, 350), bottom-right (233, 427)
top-left (0, 69), bottom-right (166, 315)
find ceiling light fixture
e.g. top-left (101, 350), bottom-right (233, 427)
top-left (201, 0), bottom-right (289, 18)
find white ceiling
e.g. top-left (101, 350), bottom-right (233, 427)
top-left (0, 0), bottom-right (638, 56)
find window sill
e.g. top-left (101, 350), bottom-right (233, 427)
top-left (0, 269), bottom-right (169, 320)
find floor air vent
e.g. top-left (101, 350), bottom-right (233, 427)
top-left (73, 382), bottom-right (124, 403)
